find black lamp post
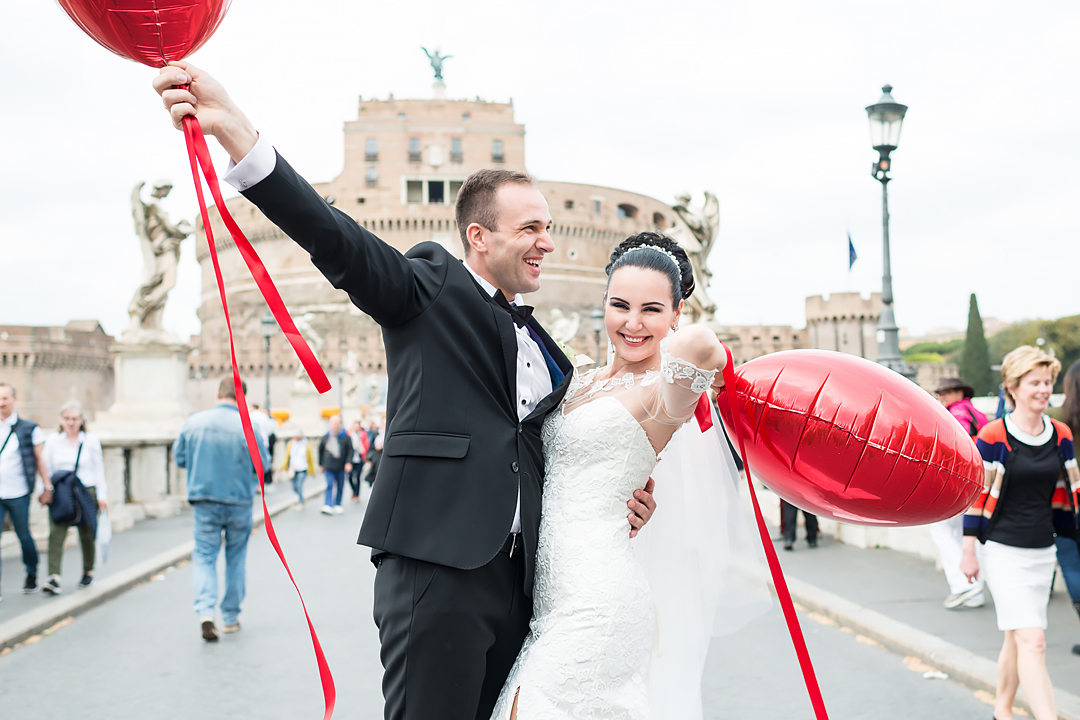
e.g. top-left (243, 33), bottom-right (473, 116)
top-left (590, 306), bottom-right (604, 365)
top-left (260, 311), bottom-right (275, 409)
top-left (866, 84), bottom-right (912, 379)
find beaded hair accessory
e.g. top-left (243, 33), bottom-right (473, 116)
top-left (620, 244), bottom-right (680, 271)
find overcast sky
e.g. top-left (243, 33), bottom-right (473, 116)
top-left (3, 1), bottom-right (1077, 341)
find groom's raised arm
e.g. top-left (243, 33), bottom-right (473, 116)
top-left (153, 62), bottom-right (440, 327)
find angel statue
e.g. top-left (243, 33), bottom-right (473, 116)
top-left (670, 191), bottom-right (720, 260)
top-left (421, 47), bottom-right (453, 81)
top-left (126, 180), bottom-right (192, 339)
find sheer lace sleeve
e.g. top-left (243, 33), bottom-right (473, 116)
top-left (651, 337), bottom-right (717, 426)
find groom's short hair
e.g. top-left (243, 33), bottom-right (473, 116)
top-left (455, 168), bottom-right (535, 254)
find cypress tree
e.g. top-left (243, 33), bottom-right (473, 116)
top-left (960, 293), bottom-right (994, 395)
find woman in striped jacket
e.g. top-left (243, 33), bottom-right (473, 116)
top-left (961, 346), bottom-right (1078, 720)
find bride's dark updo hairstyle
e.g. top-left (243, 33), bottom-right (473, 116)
top-left (604, 232), bottom-right (695, 306)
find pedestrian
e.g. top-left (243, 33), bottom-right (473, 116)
top-left (0, 382), bottom-right (49, 597)
top-left (364, 421), bottom-right (384, 487)
top-left (281, 427), bottom-right (314, 507)
top-left (250, 403), bottom-right (276, 486)
top-left (41, 401), bottom-right (107, 595)
top-left (1049, 359), bottom-right (1080, 654)
top-left (961, 346), bottom-right (1076, 720)
top-left (780, 499), bottom-right (818, 551)
top-left (347, 419), bottom-right (369, 502)
top-left (361, 420), bottom-right (381, 487)
top-left (931, 377), bottom-right (989, 609)
top-left (317, 414), bottom-right (352, 515)
top-left (173, 377), bottom-right (268, 642)
top-left (152, 63), bottom-right (654, 718)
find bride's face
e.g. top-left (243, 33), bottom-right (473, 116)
top-left (604, 266), bottom-right (681, 366)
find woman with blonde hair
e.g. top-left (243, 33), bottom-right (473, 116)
top-left (961, 346), bottom-right (1078, 720)
top-left (41, 401), bottom-right (107, 595)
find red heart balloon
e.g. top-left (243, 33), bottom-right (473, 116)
top-left (57, 0), bottom-right (231, 67)
top-left (718, 350), bottom-right (984, 527)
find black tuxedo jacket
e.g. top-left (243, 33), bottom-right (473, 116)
top-left (243, 154), bottom-right (572, 595)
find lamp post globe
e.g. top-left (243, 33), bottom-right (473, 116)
top-left (865, 84), bottom-right (912, 380)
top-left (260, 310), bottom-right (275, 409)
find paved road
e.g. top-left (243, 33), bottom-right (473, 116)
top-left (0, 498), bottom-right (998, 719)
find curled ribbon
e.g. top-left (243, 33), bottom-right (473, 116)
top-left (181, 113), bottom-right (336, 719)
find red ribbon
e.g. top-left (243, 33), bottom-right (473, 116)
top-left (718, 343), bottom-right (829, 719)
top-left (693, 391), bottom-right (713, 431)
top-left (182, 114), bottom-right (336, 719)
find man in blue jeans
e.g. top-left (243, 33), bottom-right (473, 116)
top-left (0, 383), bottom-right (50, 598)
top-left (317, 414), bottom-right (352, 516)
top-left (174, 377), bottom-right (268, 642)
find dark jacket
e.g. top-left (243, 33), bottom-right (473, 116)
top-left (243, 154), bottom-right (572, 596)
top-left (318, 430), bottom-right (353, 473)
top-left (5, 418), bottom-right (40, 494)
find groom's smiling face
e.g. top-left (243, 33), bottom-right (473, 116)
top-left (473, 183), bottom-right (554, 298)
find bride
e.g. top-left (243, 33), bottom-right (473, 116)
top-left (491, 232), bottom-right (754, 719)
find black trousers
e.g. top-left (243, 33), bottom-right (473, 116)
top-left (347, 463), bottom-right (364, 497)
top-left (781, 500), bottom-right (819, 543)
top-left (373, 542), bottom-right (530, 720)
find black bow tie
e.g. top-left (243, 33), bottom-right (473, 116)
top-left (494, 290), bottom-right (534, 328)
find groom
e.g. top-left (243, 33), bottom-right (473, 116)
top-left (153, 63), bottom-right (656, 719)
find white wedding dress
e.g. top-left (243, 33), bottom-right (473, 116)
top-left (490, 347), bottom-right (717, 720)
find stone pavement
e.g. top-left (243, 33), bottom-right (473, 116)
top-left (4, 481), bottom-right (1080, 718)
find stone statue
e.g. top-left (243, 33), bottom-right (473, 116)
top-left (670, 191), bottom-right (720, 260)
top-left (667, 191), bottom-right (720, 319)
top-left (126, 180), bottom-right (192, 339)
top-left (291, 312), bottom-right (326, 391)
top-left (421, 47), bottom-right (452, 81)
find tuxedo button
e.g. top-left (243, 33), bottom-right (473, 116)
top-left (511, 461), bottom-right (519, 472)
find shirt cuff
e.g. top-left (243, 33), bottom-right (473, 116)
top-left (223, 133), bottom-right (276, 191)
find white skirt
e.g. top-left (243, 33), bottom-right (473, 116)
top-left (982, 540), bottom-right (1057, 630)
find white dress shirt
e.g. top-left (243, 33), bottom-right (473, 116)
top-left (43, 431), bottom-right (107, 503)
top-left (0, 413), bottom-right (44, 499)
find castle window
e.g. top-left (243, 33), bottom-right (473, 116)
top-left (408, 137), bottom-right (422, 163)
top-left (428, 181), bottom-right (446, 205)
top-left (617, 203), bottom-right (638, 220)
top-left (592, 200), bottom-right (601, 215)
top-left (406, 180), bottom-right (423, 203)
top-left (365, 137), bottom-right (378, 161)
top-left (491, 139), bottom-right (504, 163)
top-left (564, 200), bottom-right (574, 210)
top-left (366, 166), bottom-right (378, 187)
top-left (652, 212), bottom-right (666, 229)
top-left (449, 180), bottom-right (464, 203)
top-left (450, 138), bottom-right (463, 163)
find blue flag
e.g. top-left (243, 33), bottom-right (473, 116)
top-left (848, 233), bottom-right (857, 270)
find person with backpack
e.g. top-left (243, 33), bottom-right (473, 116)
top-left (932, 377), bottom-right (990, 609)
top-left (41, 401), bottom-right (107, 595)
top-left (0, 382), bottom-right (49, 597)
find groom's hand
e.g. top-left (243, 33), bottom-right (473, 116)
top-left (628, 477), bottom-right (656, 538)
